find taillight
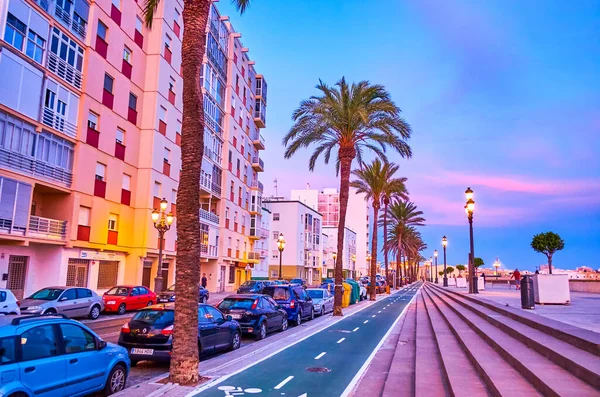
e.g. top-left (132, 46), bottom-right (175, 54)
top-left (16, 300), bottom-right (20, 307)
top-left (121, 323), bottom-right (130, 333)
top-left (251, 299), bottom-right (259, 310)
top-left (161, 325), bottom-right (174, 336)
top-left (290, 300), bottom-right (295, 309)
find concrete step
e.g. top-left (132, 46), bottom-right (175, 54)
top-left (421, 288), bottom-right (490, 397)
top-left (415, 292), bottom-right (450, 397)
top-left (426, 286), bottom-right (599, 397)
top-left (423, 287), bottom-right (542, 397)
top-left (431, 285), bottom-right (600, 388)
top-left (428, 283), bottom-right (600, 357)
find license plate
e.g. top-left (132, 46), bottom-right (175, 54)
top-left (230, 314), bottom-right (242, 319)
top-left (158, 299), bottom-right (168, 303)
top-left (131, 348), bottom-right (154, 355)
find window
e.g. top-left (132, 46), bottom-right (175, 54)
top-left (129, 93), bottom-right (137, 110)
top-left (273, 231), bottom-right (279, 239)
top-left (4, 13), bottom-right (26, 50)
top-left (108, 214), bottom-right (118, 230)
top-left (112, 0), bottom-right (120, 8)
top-left (273, 213), bottom-right (280, 221)
top-left (49, 28), bottom-right (84, 73)
top-left (165, 34), bottom-right (172, 49)
top-left (0, 337), bottom-right (16, 365)
top-left (26, 30), bottom-right (45, 64)
top-left (171, 189), bottom-right (177, 203)
top-left (164, 147), bottom-right (170, 163)
top-left (169, 76), bottom-right (176, 92)
top-left (97, 262), bottom-right (118, 289)
top-left (159, 106), bottom-right (167, 122)
top-left (122, 174), bottom-right (131, 190)
top-left (88, 112), bottom-right (99, 130)
top-left (97, 21), bottom-right (107, 41)
top-left (95, 163), bottom-right (106, 181)
top-left (104, 74), bottom-right (114, 93)
top-left (79, 206), bottom-right (90, 226)
top-left (60, 324), bottom-right (96, 354)
top-left (136, 16), bottom-right (143, 33)
top-left (204, 306), bottom-right (224, 321)
top-left (20, 325), bottom-right (59, 361)
top-left (154, 182), bottom-right (162, 197)
top-left (116, 128), bottom-right (125, 144)
top-left (228, 265), bottom-right (235, 283)
top-left (123, 46), bottom-right (132, 63)
top-left (61, 289), bottom-right (77, 300)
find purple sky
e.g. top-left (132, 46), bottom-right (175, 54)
top-left (219, 0), bottom-right (600, 270)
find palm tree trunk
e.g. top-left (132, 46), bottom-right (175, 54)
top-left (169, 0), bottom-right (209, 385)
top-left (334, 148), bottom-right (355, 316)
top-left (407, 252), bottom-right (411, 282)
top-left (383, 199), bottom-right (389, 289)
top-left (397, 236), bottom-right (402, 287)
top-left (369, 205), bottom-right (379, 301)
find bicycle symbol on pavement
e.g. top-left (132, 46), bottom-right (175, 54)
top-left (217, 386), bottom-right (263, 395)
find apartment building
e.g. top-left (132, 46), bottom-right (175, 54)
top-left (322, 226), bottom-right (357, 279)
top-left (263, 199), bottom-right (322, 283)
top-left (0, 0), bottom-right (266, 298)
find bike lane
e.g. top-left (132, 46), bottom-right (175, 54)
top-left (192, 283), bottom-right (421, 397)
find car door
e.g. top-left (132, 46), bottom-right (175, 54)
top-left (198, 306), bottom-right (217, 354)
top-left (295, 287), bottom-right (312, 316)
top-left (76, 288), bottom-right (95, 317)
top-left (60, 323), bottom-right (105, 396)
top-left (0, 290), bottom-right (10, 314)
top-left (204, 306), bottom-right (231, 350)
top-left (18, 324), bottom-right (67, 397)
top-left (56, 288), bottom-right (79, 317)
top-left (129, 287), bottom-right (142, 309)
top-left (266, 296), bottom-right (284, 326)
top-left (325, 291), bottom-right (334, 313)
top-left (261, 297), bottom-right (279, 331)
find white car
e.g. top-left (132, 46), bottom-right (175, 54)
top-left (358, 284), bottom-right (367, 301)
top-left (306, 288), bottom-right (334, 316)
top-left (0, 289), bottom-right (20, 315)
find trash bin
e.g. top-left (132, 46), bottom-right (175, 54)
top-left (521, 275), bottom-right (535, 310)
top-left (342, 282), bottom-right (352, 308)
top-left (386, 285), bottom-right (391, 294)
top-left (345, 279), bottom-right (360, 304)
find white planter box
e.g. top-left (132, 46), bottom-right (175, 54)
top-left (533, 274), bottom-right (570, 304)
top-left (478, 277), bottom-right (485, 290)
top-left (456, 278), bottom-right (468, 288)
top-left (446, 278), bottom-right (456, 287)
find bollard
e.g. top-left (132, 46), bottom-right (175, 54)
top-left (521, 275), bottom-right (535, 309)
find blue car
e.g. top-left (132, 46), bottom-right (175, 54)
top-left (157, 284), bottom-right (209, 303)
top-left (262, 285), bottom-right (314, 326)
top-left (0, 313), bottom-right (130, 396)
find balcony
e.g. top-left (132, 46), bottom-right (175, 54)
top-left (251, 157), bottom-right (264, 172)
top-left (201, 244), bottom-right (218, 258)
top-left (42, 107), bottom-right (77, 138)
top-left (260, 228), bottom-right (269, 239)
top-left (253, 103), bottom-right (266, 128)
top-left (255, 76), bottom-right (267, 104)
top-left (249, 228), bottom-right (260, 240)
top-left (257, 249), bottom-right (268, 258)
top-left (252, 133), bottom-right (265, 150)
top-left (211, 182), bottom-right (221, 197)
top-left (200, 209), bottom-right (219, 226)
top-left (0, 147), bottom-right (72, 187)
top-left (47, 52), bottom-right (83, 90)
top-left (55, 4), bottom-right (87, 41)
top-left (244, 252), bottom-right (260, 264)
top-left (250, 180), bottom-right (263, 193)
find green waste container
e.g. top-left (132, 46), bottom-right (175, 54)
top-left (342, 282), bottom-right (352, 308)
top-left (345, 279), bottom-right (360, 305)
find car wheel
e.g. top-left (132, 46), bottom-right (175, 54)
top-left (44, 308), bottom-right (57, 315)
top-left (310, 308), bottom-right (315, 321)
top-left (89, 305), bottom-right (101, 320)
top-left (104, 364), bottom-right (127, 395)
top-left (296, 310), bottom-right (302, 326)
top-left (230, 331), bottom-right (241, 350)
top-left (280, 316), bottom-right (288, 332)
top-left (8, 393), bottom-right (28, 397)
top-left (117, 304), bottom-right (126, 315)
top-left (320, 307), bottom-right (324, 316)
top-left (147, 301), bottom-right (153, 306)
top-left (256, 321), bottom-right (267, 340)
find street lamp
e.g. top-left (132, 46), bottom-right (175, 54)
top-left (152, 198), bottom-right (174, 293)
top-left (442, 236), bottom-right (448, 287)
top-left (465, 187), bottom-right (477, 294)
top-left (277, 234), bottom-right (285, 280)
top-left (434, 250), bottom-right (438, 284)
top-left (429, 257), bottom-right (433, 282)
top-left (493, 257), bottom-right (501, 276)
top-left (352, 254), bottom-right (356, 279)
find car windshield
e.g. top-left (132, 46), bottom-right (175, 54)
top-left (28, 288), bottom-right (63, 301)
top-left (290, 279), bottom-right (302, 283)
top-left (241, 281), bottom-right (257, 287)
top-left (263, 287), bottom-right (291, 300)
top-left (105, 287), bottom-right (129, 296)
top-left (307, 290), bottom-right (324, 299)
top-left (132, 310), bottom-right (174, 326)
top-left (166, 285), bottom-right (175, 292)
top-left (218, 298), bottom-right (254, 310)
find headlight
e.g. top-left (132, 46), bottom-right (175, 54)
top-left (26, 306), bottom-right (41, 311)
top-left (107, 300), bottom-right (116, 305)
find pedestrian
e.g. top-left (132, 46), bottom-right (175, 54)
top-left (201, 273), bottom-right (208, 289)
top-left (511, 268), bottom-right (522, 290)
top-left (481, 272), bottom-right (486, 286)
top-left (535, 270), bottom-right (540, 275)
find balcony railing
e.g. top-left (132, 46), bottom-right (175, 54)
top-left (201, 244), bottom-right (218, 258)
top-left (54, 5), bottom-right (86, 40)
top-left (27, 216), bottom-right (67, 240)
top-left (0, 218), bottom-right (26, 236)
top-left (47, 52), bottom-right (83, 90)
top-left (35, 0), bottom-right (49, 12)
top-left (0, 147), bottom-right (72, 187)
top-left (257, 249), bottom-right (268, 258)
top-left (200, 209), bottom-right (219, 225)
top-left (42, 107), bottom-right (77, 138)
top-left (252, 132), bottom-right (265, 150)
top-left (250, 180), bottom-right (263, 192)
top-left (244, 252), bottom-right (261, 262)
top-left (251, 157), bottom-right (264, 172)
top-left (260, 228), bottom-right (269, 238)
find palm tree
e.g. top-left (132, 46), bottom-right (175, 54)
top-left (283, 78), bottom-right (412, 315)
top-left (381, 179), bottom-right (407, 287)
top-left (351, 159), bottom-right (406, 299)
top-left (384, 201), bottom-right (425, 286)
top-left (142, 0), bottom-right (251, 385)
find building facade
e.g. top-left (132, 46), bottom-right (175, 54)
top-left (322, 226), bottom-right (357, 279)
top-left (0, 0), bottom-right (266, 298)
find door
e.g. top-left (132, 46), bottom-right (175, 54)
top-left (139, 286), bottom-right (153, 307)
top-left (7, 255), bottom-right (27, 300)
top-left (198, 306), bottom-right (217, 353)
top-left (219, 266), bottom-right (226, 292)
top-left (142, 261), bottom-right (152, 288)
top-left (130, 287), bottom-right (144, 309)
top-left (56, 288), bottom-right (80, 317)
top-left (325, 290), bottom-right (334, 313)
top-left (60, 323), bottom-right (105, 395)
top-left (266, 296), bottom-right (284, 328)
top-left (294, 287), bottom-right (311, 316)
top-left (67, 259), bottom-right (89, 287)
top-left (205, 306), bottom-right (231, 350)
top-left (18, 324), bottom-right (67, 397)
top-left (161, 262), bottom-right (170, 290)
top-left (260, 297), bottom-right (277, 331)
top-left (76, 288), bottom-right (94, 317)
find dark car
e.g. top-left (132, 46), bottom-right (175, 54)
top-left (217, 294), bottom-right (288, 339)
top-left (367, 281), bottom-right (384, 294)
top-left (289, 278), bottom-right (307, 288)
top-left (157, 284), bottom-right (209, 304)
top-left (118, 303), bottom-right (240, 365)
top-left (237, 280), bottom-right (268, 294)
top-left (262, 285), bottom-right (314, 326)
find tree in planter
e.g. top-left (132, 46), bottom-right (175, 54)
top-left (445, 266), bottom-right (455, 276)
top-left (456, 264), bottom-right (466, 275)
top-left (438, 271), bottom-right (444, 277)
top-left (474, 257), bottom-right (484, 268)
top-left (531, 232), bottom-right (565, 274)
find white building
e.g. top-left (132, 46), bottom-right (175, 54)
top-left (251, 206), bottom-right (271, 279)
top-left (263, 199), bottom-right (322, 284)
top-left (322, 226), bottom-right (357, 278)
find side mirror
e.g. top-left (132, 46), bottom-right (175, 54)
top-left (98, 340), bottom-right (107, 350)
top-left (226, 315), bottom-right (233, 322)
top-left (59, 297), bottom-right (68, 302)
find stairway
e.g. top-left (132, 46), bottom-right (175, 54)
top-left (373, 283), bottom-right (600, 397)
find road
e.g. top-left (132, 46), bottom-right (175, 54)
top-left (193, 283), bottom-right (421, 397)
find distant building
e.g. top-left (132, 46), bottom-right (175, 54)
top-left (322, 226), bottom-right (357, 279)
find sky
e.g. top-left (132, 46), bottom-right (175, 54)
top-left (218, 0), bottom-right (600, 271)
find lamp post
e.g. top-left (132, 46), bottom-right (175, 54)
top-left (434, 250), bottom-right (438, 284)
top-left (152, 198), bottom-right (174, 293)
top-left (493, 257), bottom-right (501, 277)
top-left (352, 254), bottom-right (356, 279)
top-left (465, 187), bottom-right (477, 294)
top-left (277, 234), bottom-right (286, 280)
top-left (442, 236), bottom-right (448, 287)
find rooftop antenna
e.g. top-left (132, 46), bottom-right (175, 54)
top-left (273, 178), bottom-right (278, 196)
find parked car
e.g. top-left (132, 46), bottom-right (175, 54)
top-left (20, 287), bottom-right (104, 319)
top-left (306, 288), bottom-right (333, 316)
top-left (103, 286), bottom-right (157, 315)
top-left (367, 281), bottom-right (385, 294)
top-left (237, 280), bottom-right (269, 294)
top-left (0, 288), bottom-right (20, 315)
top-left (0, 313), bottom-right (129, 396)
top-left (118, 303), bottom-right (240, 365)
top-left (157, 284), bottom-right (209, 304)
top-left (289, 278), bottom-right (307, 288)
top-left (270, 280), bottom-right (288, 285)
top-left (217, 294), bottom-right (288, 339)
top-left (262, 285), bottom-right (314, 326)
top-left (358, 283), bottom-right (367, 300)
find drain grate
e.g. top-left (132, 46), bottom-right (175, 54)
top-left (306, 367), bottom-right (331, 373)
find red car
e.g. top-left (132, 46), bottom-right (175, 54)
top-left (102, 285), bottom-right (156, 314)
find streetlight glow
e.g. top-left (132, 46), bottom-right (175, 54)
top-left (160, 198), bottom-right (168, 211)
top-left (465, 187), bottom-right (474, 200)
top-left (434, 250), bottom-right (438, 257)
top-left (151, 210), bottom-right (160, 223)
top-left (166, 213), bottom-right (174, 225)
top-left (442, 236), bottom-right (447, 247)
top-left (466, 198), bottom-right (475, 213)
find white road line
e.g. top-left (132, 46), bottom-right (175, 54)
top-left (274, 376), bottom-right (294, 390)
top-left (378, 310), bottom-right (381, 313)
top-left (315, 352), bottom-right (327, 360)
top-left (353, 327), bottom-right (359, 332)
top-left (364, 320), bottom-right (369, 324)
top-left (337, 338), bottom-right (346, 344)
top-left (372, 315), bottom-right (376, 318)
